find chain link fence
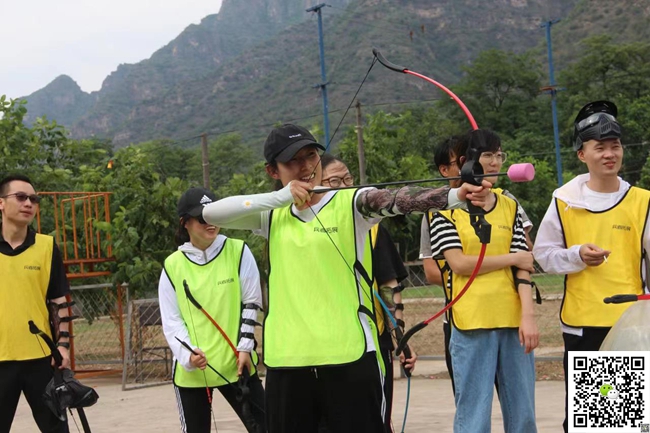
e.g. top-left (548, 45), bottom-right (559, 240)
top-left (122, 299), bottom-right (174, 390)
top-left (69, 283), bottom-right (126, 374)
top-left (67, 264), bottom-right (567, 386)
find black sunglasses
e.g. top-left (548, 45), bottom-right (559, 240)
top-left (182, 214), bottom-right (207, 225)
top-left (1, 192), bottom-right (41, 204)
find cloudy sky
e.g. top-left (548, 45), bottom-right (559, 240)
top-left (0, 0), bottom-right (223, 99)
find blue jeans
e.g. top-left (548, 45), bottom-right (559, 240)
top-left (450, 327), bottom-right (537, 433)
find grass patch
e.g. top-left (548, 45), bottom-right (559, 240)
top-left (402, 285), bottom-right (445, 299)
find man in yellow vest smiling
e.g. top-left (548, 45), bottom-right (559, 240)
top-left (0, 174), bottom-right (71, 433)
top-left (533, 100), bottom-right (650, 433)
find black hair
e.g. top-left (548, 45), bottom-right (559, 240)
top-left (433, 136), bottom-right (463, 169)
top-left (266, 153), bottom-right (328, 191)
top-left (320, 153), bottom-right (345, 170)
top-left (264, 161), bottom-right (285, 191)
top-left (0, 174), bottom-right (34, 196)
top-left (174, 217), bottom-right (190, 246)
top-left (457, 129), bottom-right (502, 161)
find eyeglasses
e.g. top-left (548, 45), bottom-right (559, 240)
top-left (1, 192), bottom-right (41, 204)
top-left (479, 152), bottom-right (507, 164)
top-left (322, 174), bottom-right (354, 187)
top-left (576, 113), bottom-right (617, 132)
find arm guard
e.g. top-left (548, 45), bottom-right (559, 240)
top-left (48, 300), bottom-right (79, 343)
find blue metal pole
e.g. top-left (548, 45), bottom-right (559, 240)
top-left (307, 3), bottom-right (330, 145)
top-left (543, 19), bottom-right (563, 186)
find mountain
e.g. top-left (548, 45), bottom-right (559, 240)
top-left (20, 0), bottom-right (649, 148)
top-left (22, 75), bottom-right (96, 127)
top-left (22, 0), bottom-right (351, 139)
top-left (539, 0), bottom-right (650, 69)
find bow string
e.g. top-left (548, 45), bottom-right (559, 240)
top-left (181, 280), bottom-right (264, 433)
top-left (302, 48), bottom-right (492, 432)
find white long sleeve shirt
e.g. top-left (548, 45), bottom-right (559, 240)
top-left (533, 174), bottom-right (650, 336)
top-left (201, 183), bottom-right (466, 354)
top-left (158, 234), bottom-right (263, 371)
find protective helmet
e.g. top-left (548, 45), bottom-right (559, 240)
top-left (573, 100), bottom-right (621, 151)
top-left (43, 368), bottom-right (99, 421)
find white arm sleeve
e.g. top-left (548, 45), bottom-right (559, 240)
top-left (203, 184), bottom-right (294, 230)
top-left (158, 269), bottom-right (195, 371)
top-left (533, 201), bottom-right (586, 274)
top-left (419, 214), bottom-right (433, 259)
top-left (238, 245), bottom-right (263, 353)
top-left (447, 189), bottom-right (465, 209)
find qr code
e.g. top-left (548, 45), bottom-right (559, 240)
top-left (569, 351), bottom-right (650, 432)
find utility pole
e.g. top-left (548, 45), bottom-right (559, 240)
top-left (541, 19), bottom-right (563, 186)
top-left (306, 3), bottom-right (331, 146)
top-left (201, 133), bottom-right (210, 190)
top-left (355, 100), bottom-right (367, 184)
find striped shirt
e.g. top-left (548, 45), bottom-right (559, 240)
top-left (430, 206), bottom-right (528, 260)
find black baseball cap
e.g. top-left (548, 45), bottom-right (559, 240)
top-left (177, 187), bottom-right (217, 218)
top-left (263, 124), bottom-right (326, 163)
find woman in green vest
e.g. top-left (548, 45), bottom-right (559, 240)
top-left (202, 123), bottom-right (490, 433)
top-left (429, 129), bottom-right (539, 433)
top-left (159, 187), bottom-right (265, 433)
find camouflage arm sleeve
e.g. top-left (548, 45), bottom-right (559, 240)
top-left (356, 185), bottom-right (451, 218)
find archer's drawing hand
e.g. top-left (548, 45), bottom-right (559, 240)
top-left (289, 180), bottom-right (314, 208)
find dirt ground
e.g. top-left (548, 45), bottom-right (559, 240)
top-left (11, 361), bottom-right (565, 433)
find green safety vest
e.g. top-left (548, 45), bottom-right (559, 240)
top-left (164, 238), bottom-right (257, 387)
top-left (265, 189), bottom-right (380, 368)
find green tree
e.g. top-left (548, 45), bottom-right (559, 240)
top-left (442, 50), bottom-right (547, 137)
top-left (334, 110), bottom-right (443, 260)
top-left (186, 133), bottom-right (257, 189)
top-left (558, 36), bottom-right (650, 182)
top-left (85, 146), bottom-right (189, 296)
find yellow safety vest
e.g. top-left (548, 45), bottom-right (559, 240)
top-left (0, 234), bottom-right (53, 361)
top-left (265, 189), bottom-right (379, 368)
top-left (164, 238), bottom-right (257, 387)
top-left (441, 194), bottom-right (522, 330)
top-left (429, 188), bottom-right (506, 319)
top-left (557, 187), bottom-right (650, 327)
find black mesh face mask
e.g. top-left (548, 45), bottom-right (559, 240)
top-left (573, 112), bottom-right (621, 151)
top-left (28, 320), bottom-right (99, 422)
top-left (43, 369), bottom-right (99, 421)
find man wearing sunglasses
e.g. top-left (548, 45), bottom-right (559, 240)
top-left (0, 174), bottom-right (71, 432)
top-left (533, 101), bottom-right (650, 432)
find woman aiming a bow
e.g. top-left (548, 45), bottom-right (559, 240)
top-left (429, 129), bottom-right (538, 433)
top-left (158, 187), bottom-right (265, 433)
top-left (202, 124), bottom-right (489, 433)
